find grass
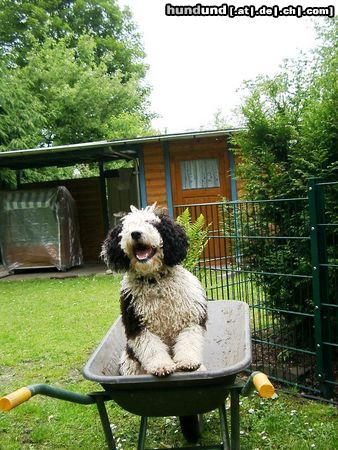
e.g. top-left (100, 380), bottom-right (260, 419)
top-left (0, 275), bottom-right (337, 449)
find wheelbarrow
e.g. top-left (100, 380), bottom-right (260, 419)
top-left (0, 300), bottom-right (274, 449)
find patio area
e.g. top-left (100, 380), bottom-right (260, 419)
top-left (0, 262), bottom-right (108, 281)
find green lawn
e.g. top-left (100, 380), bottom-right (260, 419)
top-left (0, 275), bottom-right (337, 449)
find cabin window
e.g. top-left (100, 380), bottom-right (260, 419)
top-left (180, 158), bottom-right (220, 190)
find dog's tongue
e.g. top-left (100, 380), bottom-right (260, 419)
top-left (136, 246), bottom-right (152, 260)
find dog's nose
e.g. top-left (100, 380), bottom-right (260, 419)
top-left (131, 231), bottom-right (142, 241)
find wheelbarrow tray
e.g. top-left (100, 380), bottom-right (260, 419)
top-left (83, 300), bottom-right (251, 417)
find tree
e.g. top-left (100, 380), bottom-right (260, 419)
top-left (0, 0), bottom-right (152, 148)
top-left (0, 1), bottom-right (154, 185)
top-left (0, 0), bottom-right (145, 78)
top-left (234, 19), bottom-right (337, 198)
top-left (0, 58), bottom-right (46, 187)
top-left (0, 63), bottom-right (43, 150)
top-left (231, 18), bottom-right (337, 347)
top-left (19, 35), bottom-right (152, 146)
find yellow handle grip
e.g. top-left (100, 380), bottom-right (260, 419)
top-left (253, 372), bottom-right (275, 398)
top-left (0, 387), bottom-right (32, 412)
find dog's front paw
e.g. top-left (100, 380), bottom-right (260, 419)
top-left (174, 356), bottom-right (201, 372)
top-left (148, 361), bottom-right (176, 377)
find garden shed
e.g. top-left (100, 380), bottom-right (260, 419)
top-left (0, 129), bottom-right (242, 264)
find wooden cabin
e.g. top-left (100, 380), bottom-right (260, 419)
top-left (0, 129), bottom-right (243, 264)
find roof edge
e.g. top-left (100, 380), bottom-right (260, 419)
top-left (0, 128), bottom-right (244, 159)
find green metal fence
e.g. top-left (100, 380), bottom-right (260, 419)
top-left (174, 178), bottom-right (337, 401)
top-left (308, 179), bottom-right (337, 400)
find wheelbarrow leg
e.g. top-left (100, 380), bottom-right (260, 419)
top-left (230, 389), bottom-right (240, 450)
top-left (137, 416), bottom-right (148, 450)
top-left (96, 396), bottom-right (117, 450)
top-left (219, 402), bottom-right (230, 450)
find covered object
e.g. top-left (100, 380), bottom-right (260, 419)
top-left (0, 187), bottom-right (83, 271)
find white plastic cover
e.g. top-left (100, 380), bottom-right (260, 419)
top-left (0, 186), bottom-right (83, 271)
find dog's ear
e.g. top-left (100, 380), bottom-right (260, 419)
top-left (146, 202), bottom-right (157, 213)
top-left (101, 223), bottom-right (130, 271)
top-left (154, 214), bottom-right (188, 266)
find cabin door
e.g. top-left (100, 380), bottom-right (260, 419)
top-left (170, 147), bottom-right (230, 264)
top-left (170, 148), bottom-right (230, 206)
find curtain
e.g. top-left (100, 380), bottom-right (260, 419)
top-left (180, 158), bottom-right (220, 189)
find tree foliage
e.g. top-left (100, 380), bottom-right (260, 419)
top-left (233, 18), bottom-right (337, 197)
top-left (18, 35), bottom-right (152, 145)
top-left (0, 0), bottom-right (145, 78)
top-left (0, 1), bottom-right (153, 186)
top-left (0, 57), bottom-right (46, 187)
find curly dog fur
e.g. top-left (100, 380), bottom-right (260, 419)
top-left (101, 204), bottom-right (208, 377)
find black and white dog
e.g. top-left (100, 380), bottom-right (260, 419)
top-left (101, 204), bottom-right (208, 377)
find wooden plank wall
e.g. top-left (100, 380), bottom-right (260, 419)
top-left (143, 143), bottom-right (167, 207)
top-left (23, 177), bottom-right (104, 262)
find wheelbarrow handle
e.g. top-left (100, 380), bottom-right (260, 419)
top-left (0, 387), bottom-right (32, 411)
top-left (0, 384), bottom-right (96, 412)
top-left (242, 371), bottom-right (275, 398)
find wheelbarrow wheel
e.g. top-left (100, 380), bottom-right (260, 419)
top-left (179, 414), bottom-right (204, 442)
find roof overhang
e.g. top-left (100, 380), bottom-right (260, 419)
top-left (0, 128), bottom-right (243, 171)
top-left (0, 142), bottom-right (139, 170)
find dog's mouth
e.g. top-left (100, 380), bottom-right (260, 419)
top-left (133, 244), bottom-right (156, 262)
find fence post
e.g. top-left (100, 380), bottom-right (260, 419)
top-left (308, 178), bottom-right (331, 398)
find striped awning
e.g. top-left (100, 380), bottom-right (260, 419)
top-left (0, 188), bottom-right (58, 211)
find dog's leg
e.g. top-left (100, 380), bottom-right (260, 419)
top-left (128, 330), bottom-right (176, 377)
top-left (120, 290), bottom-right (175, 376)
top-left (119, 350), bottom-right (146, 376)
top-left (173, 325), bottom-right (205, 371)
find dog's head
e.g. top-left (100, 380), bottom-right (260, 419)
top-left (101, 204), bottom-right (188, 275)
